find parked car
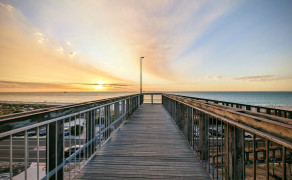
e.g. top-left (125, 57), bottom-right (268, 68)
top-left (194, 130), bottom-right (212, 137)
top-left (244, 132), bottom-right (253, 138)
top-left (64, 145), bottom-right (84, 158)
top-left (208, 128), bottom-right (224, 137)
top-left (13, 131), bottom-right (24, 137)
top-left (27, 130), bottom-right (36, 137)
top-left (39, 128), bottom-right (46, 136)
top-left (194, 131), bottom-right (199, 137)
top-left (64, 128), bottom-right (70, 136)
top-left (0, 173), bottom-right (10, 180)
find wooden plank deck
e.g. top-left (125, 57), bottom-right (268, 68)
top-left (74, 104), bottom-right (210, 179)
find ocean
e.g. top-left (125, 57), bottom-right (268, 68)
top-left (0, 91), bottom-right (291, 106)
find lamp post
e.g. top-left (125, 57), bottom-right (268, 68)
top-left (140, 56), bottom-right (144, 94)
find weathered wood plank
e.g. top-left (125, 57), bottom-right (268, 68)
top-left (74, 104), bottom-right (210, 179)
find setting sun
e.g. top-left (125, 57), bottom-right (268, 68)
top-left (94, 81), bottom-right (106, 90)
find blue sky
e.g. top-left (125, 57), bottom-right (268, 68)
top-left (0, 0), bottom-right (291, 91)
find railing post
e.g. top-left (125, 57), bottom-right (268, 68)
top-left (188, 107), bottom-right (193, 147)
top-left (86, 111), bottom-right (93, 158)
top-left (114, 102), bottom-right (119, 122)
top-left (151, 94), bottom-right (153, 104)
top-left (130, 97), bottom-right (133, 114)
top-left (99, 107), bottom-right (102, 149)
top-left (224, 124), bottom-right (243, 180)
top-left (246, 105), bottom-right (251, 111)
top-left (176, 102), bottom-right (180, 125)
top-left (199, 113), bottom-right (209, 162)
top-left (126, 99), bottom-right (130, 119)
top-left (122, 100), bottom-right (125, 122)
top-left (47, 121), bottom-right (64, 180)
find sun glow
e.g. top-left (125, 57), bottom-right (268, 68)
top-left (94, 81), bottom-right (106, 90)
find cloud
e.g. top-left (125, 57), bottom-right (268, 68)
top-left (214, 76), bottom-right (222, 80)
top-left (233, 75), bottom-right (290, 82)
top-left (0, 80), bottom-right (137, 92)
top-left (0, 3), bottom-right (130, 90)
top-left (4, 1), bottom-right (237, 84)
top-left (204, 75), bottom-right (211, 80)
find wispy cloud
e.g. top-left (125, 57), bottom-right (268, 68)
top-left (214, 76), bottom-right (222, 80)
top-left (233, 75), bottom-right (290, 82)
top-left (3, 1), bottom-right (237, 83)
top-left (204, 75), bottom-right (211, 80)
top-left (0, 80), bottom-right (137, 92)
top-left (1, 1), bottom-right (292, 92)
top-left (0, 3), bottom-right (129, 88)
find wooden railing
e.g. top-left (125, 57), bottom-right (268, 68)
top-left (163, 94), bottom-right (292, 180)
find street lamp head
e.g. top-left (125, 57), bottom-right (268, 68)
top-left (140, 56), bottom-right (144, 59)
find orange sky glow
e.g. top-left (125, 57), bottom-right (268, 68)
top-left (0, 1), bottom-right (291, 92)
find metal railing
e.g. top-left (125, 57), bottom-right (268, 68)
top-left (163, 94), bottom-right (292, 180)
top-left (142, 92), bottom-right (163, 104)
top-left (0, 94), bottom-right (142, 180)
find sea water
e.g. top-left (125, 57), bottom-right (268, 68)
top-left (0, 91), bottom-right (291, 106)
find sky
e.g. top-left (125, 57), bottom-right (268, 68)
top-left (0, 0), bottom-right (291, 92)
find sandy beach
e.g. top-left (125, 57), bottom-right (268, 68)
top-left (0, 103), bottom-right (56, 116)
top-left (269, 106), bottom-right (292, 111)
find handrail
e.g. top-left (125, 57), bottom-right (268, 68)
top-left (0, 94), bottom-right (140, 134)
top-left (0, 94), bottom-right (143, 180)
top-left (162, 94), bottom-right (292, 180)
top-left (169, 94), bottom-right (292, 119)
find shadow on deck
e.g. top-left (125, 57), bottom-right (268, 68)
top-left (74, 104), bottom-right (210, 179)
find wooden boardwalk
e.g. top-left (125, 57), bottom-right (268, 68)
top-left (74, 104), bottom-right (210, 179)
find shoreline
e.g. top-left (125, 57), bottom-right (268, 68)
top-left (265, 105), bottom-right (292, 111)
top-left (0, 101), bottom-right (71, 106)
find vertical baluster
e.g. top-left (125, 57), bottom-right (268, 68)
top-left (69, 117), bottom-right (71, 180)
top-left (63, 119), bottom-right (65, 178)
top-left (86, 112), bottom-right (89, 160)
top-left (216, 118), bottom-right (218, 180)
top-left (253, 134), bottom-right (256, 180)
top-left (208, 114), bottom-right (210, 173)
top-left (78, 114), bottom-right (81, 170)
top-left (99, 107), bottom-right (102, 149)
top-left (266, 140), bottom-right (270, 180)
top-left (46, 124), bottom-right (49, 180)
top-left (93, 109), bottom-right (96, 153)
top-left (55, 121), bottom-right (58, 180)
top-left (9, 135), bottom-right (13, 180)
top-left (74, 115), bottom-right (77, 176)
top-left (283, 146), bottom-right (286, 180)
top-left (221, 120), bottom-right (224, 179)
top-left (37, 127), bottom-right (39, 180)
top-left (24, 130), bottom-right (28, 180)
top-left (243, 130), bottom-right (245, 179)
